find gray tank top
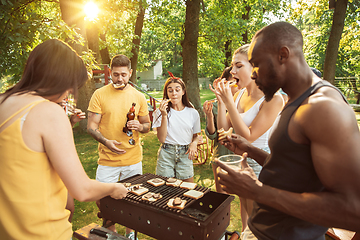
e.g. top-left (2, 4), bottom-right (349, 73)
top-left (248, 81), bottom-right (347, 240)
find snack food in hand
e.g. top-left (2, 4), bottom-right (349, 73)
top-left (147, 178), bottom-right (165, 187)
top-left (212, 78), bottom-right (222, 89)
top-left (183, 190), bottom-right (204, 200)
top-left (167, 197), bottom-right (187, 210)
top-left (166, 178), bottom-right (183, 187)
top-left (141, 192), bottom-right (163, 202)
top-left (228, 81), bottom-right (238, 88)
top-left (179, 182), bottom-right (197, 190)
top-left (218, 127), bottom-right (233, 141)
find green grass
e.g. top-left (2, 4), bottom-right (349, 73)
top-left (145, 89), bottom-right (215, 105)
top-left (72, 129), bottom-right (241, 239)
top-left (72, 88), bottom-right (241, 238)
top-left (72, 89), bottom-right (359, 238)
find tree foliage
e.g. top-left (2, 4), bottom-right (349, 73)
top-left (287, 0), bottom-right (360, 78)
top-left (138, 0), bottom-right (186, 77)
top-left (198, 0), bottom-right (285, 79)
top-left (138, 0), bottom-right (287, 80)
top-left (0, 0), bottom-right (83, 82)
top-left (0, 0), bottom-right (103, 88)
top-left (1, 0), bottom-right (359, 91)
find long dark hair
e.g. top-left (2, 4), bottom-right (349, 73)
top-left (155, 76), bottom-right (193, 123)
top-left (1, 39), bottom-right (88, 103)
top-left (163, 77), bottom-right (193, 113)
top-left (221, 66), bottom-right (233, 81)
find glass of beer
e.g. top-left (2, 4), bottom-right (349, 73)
top-left (217, 154), bottom-right (243, 173)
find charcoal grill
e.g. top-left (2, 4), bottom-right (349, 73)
top-left (99, 173), bottom-right (235, 240)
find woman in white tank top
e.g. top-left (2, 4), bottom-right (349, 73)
top-left (210, 44), bottom-right (284, 234)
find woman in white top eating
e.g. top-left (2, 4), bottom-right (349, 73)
top-left (152, 72), bottom-right (201, 183)
top-left (211, 44), bottom-right (284, 233)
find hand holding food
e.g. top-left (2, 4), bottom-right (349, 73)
top-left (212, 77), bottom-right (222, 89)
top-left (159, 99), bottom-right (170, 115)
top-left (110, 183), bottom-right (128, 199)
top-left (203, 100), bottom-right (214, 117)
top-left (218, 127), bottom-right (233, 141)
top-left (69, 108), bottom-right (86, 126)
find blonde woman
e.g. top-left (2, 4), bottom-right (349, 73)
top-left (211, 44), bottom-right (284, 233)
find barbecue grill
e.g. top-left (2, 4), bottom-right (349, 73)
top-left (99, 173), bottom-right (235, 240)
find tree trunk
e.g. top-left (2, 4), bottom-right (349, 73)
top-left (76, 79), bottom-right (96, 130)
top-left (99, 33), bottom-right (111, 64)
top-left (181, 0), bottom-right (203, 118)
top-left (59, 0), bottom-right (87, 53)
top-left (241, 5), bottom-right (251, 44)
top-left (60, 0), bottom-right (95, 131)
top-left (224, 40), bottom-right (232, 67)
top-left (130, 2), bottom-right (145, 84)
top-left (323, 0), bottom-right (348, 84)
top-left (86, 23), bottom-right (101, 63)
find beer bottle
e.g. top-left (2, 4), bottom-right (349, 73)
top-left (123, 103), bottom-right (136, 136)
top-left (127, 103), bottom-right (136, 121)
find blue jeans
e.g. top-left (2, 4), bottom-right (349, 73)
top-left (156, 143), bottom-right (193, 180)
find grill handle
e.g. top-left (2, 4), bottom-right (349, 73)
top-left (90, 228), bottom-right (108, 238)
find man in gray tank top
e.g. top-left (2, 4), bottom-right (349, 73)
top-left (215, 22), bottom-right (360, 239)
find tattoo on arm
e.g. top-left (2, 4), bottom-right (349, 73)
top-left (88, 128), bottom-right (108, 146)
top-left (140, 122), bottom-right (151, 133)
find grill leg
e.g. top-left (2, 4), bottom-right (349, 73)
top-left (102, 218), bottom-right (116, 229)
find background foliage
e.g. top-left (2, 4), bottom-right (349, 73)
top-left (289, 0), bottom-right (360, 77)
top-left (2, 0), bottom-right (359, 88)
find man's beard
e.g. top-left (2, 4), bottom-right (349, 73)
top-left (263, 87), bottom-right (278, 102)
top-left (257, 63), bottom-right (280, 102)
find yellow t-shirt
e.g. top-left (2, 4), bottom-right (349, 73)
top-left (0, 101), bottom-right (72, 240)
top-left (88, 84), bottom-right (149, 166)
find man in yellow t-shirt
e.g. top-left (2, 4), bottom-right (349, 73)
top-left (87, 54), bottom-right (150, 238)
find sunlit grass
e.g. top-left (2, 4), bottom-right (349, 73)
top-left (71, 88), bottom-right (242, 238)
top-left (146, 89), bottom-right (215, 105)
top-left (72, 129), bottom-right (241, 238)
top-left (70, 89), bottom-right (359, 238)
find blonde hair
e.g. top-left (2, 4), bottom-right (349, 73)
top-left (233, 44), bottom-right (250, 56)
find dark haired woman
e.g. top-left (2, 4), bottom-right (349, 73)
top-left (0, 39), bottom-right (128, 239)
top-left (152, 74), bottom-right (201, 183)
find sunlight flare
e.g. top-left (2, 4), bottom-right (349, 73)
top-left (84, 2), bottom-right (99, 21)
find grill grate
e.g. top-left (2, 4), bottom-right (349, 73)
top-left (100, 173), bottom-right (235, 240)
top-left (121, 173), bottom-right (210, 214)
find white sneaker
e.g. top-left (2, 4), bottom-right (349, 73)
top-left (125, 231), bottom-right (138, 240)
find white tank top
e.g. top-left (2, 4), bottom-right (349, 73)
top-left (234, 89), bottom-right (270, 149)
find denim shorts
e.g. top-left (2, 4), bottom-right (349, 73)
top-left (247, 146), bottom-right (269, 178)
top-left (156, 143), bottom-right (193, 180)
top-left (246, 157), bottom-right (262, 178)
